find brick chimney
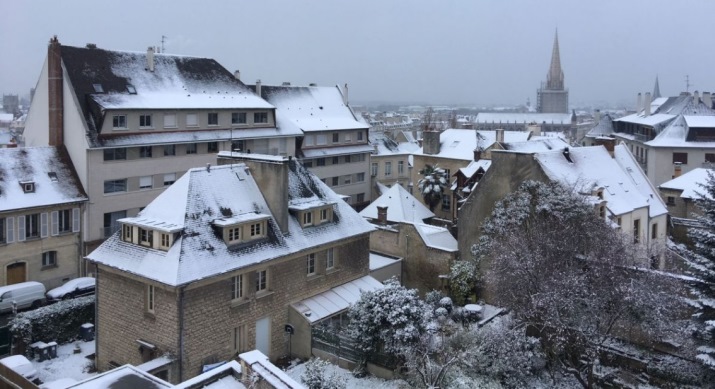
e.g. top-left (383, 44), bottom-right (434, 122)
top-left (423, 130), bottom-right (441, 155)
top-left (48, 36), bottom-right (64, 147)
top-left (376, 205), bottom-right (388, 224)
top-left (473, 149), bottom-right (481, 161)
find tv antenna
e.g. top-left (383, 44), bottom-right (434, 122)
top-left (685, 75), bottom-right (692, 93)
top-left (161, 35), bottom-right (167, 53)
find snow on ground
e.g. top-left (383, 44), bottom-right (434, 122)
top-left (33, 340), bottom-right (97, 384)
top-left (286, 360), bottom-right (407, 389)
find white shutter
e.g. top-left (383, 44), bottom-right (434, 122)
top-left (51, 211), bottom-right (59, 236)
top-left (41, 213), bottom-right (48, 238)
top-left (6, 217), bottom-right (14, 243)
top-left (17, 216), bottom-right (25, 242)
top-left (72, 208), bottom-right (80, 233)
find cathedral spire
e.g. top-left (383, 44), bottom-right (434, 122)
top-left (546, 29), bottom-right (565, 90)
top-left (653, 75), bottom-right (661, 99)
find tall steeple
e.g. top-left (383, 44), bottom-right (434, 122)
top-left (546, 29), bottom-right (565, 91)
top-left (652, 75), bottom-right (661, 99)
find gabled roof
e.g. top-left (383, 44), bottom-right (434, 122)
top-left (659, 168), bottom-right (713, 199)
top-left (0, 146), bottom-right (87, 212)
top-left (586, 114), bottom-right (615, 138)
top-left (414, 223), bottom-right (458, 252)
top-left (646, 114), bottom-right (715, 148)
top-left (457, 160), bottom-right (492, 180)
top-left (360, 184), bottom-right (434, 224)
top-left (414, 129), bottom-right (530, 160)
top-left (369, 132), bottom-right (420, 156)
top-left (534, 145), bottom-right (667, 217)
top-left (258, 85), bottom-right (368, 133)
top-left (501, 137), bottom-right (569, 153)
top-left (87, 160), bottom-right (374, 286)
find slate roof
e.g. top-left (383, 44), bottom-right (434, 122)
top-left (0, 146), bottom-right (87, 212)
top-left (501, 137), bottom-right (570, 153)
top-left (86, 159), bottom-right (374, 286)
top-left (585, 114), bottom-right (615, 138)
top-left (359, 184), bottom-right (434, 224)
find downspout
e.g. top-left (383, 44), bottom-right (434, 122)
top-left (178, 286), bottom-right (185, 382)
top-left (94, 267), bottom-right (99, 367)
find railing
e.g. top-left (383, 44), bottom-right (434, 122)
top-left (101, 225), bottom-right (120, 238)
top-left (311, 326), bottom-right (398, 369)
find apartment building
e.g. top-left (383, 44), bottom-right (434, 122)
top-left (86, 155), bottom-right (376, 383)
top-left (23, 37), bottom-right (300, 254)
top-left (368, 131), bottom-right (419, 199)
top-left (0, 146), bottom-right (87, 288)
top-left (255, 84), bottom-right (372, 208)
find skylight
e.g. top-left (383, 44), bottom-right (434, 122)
top-left (93, 84), bottom-right (104, 93)
top-left (48, 172), bottom-right (58, 182)
top-left (126, 84), bottom-right (137, 94)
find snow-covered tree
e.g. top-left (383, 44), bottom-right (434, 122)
top-left (346, 278), bottom-right (432, 355)
top-left (448, 260), bottom-right (478, 306)
top-left (481, 180), bottom-right (686, 388)
top-left (418, 164), bottom-right (448, 212)
top-left (301, 358), bottom-right (346, 389)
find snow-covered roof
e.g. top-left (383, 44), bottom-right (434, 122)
top-left (301, 144), bottom-right (374, 158)
top-left (501, 137), bottom-right (569, 153)
top-left (457, 160), bottom-right (492, 179)
top-left (614, 113), bottom-right (675, 127)
top-left (359, 184), bottom-right (434, 224)
top-left (66, 365), bottom-right (172, 388)
top-left (369, 252), bottom-right (401, 271)
top-left (259, 85), bottom-right (368, 133)
top-left (586, 114), bottom-right (615, 138)
top-left (87, 160), bottom-right (374, 286)
top-left (659, 168), bottom-right (713, 199)
top-left (238, 351), bottom-right (302, 389)
top-left (369, 132), bottom-right (420, 156)
top-left (646, 115), bottom-right (715, 148)
top-left (414, 223), bottom-right (458, 252)
top-left (414, 129), bottom-right (530, 160)
top-left (0, 147), bottom-right (87, 212)
top-left (290, 275), bottom-right (384, 324)
top-left (0, 113), bottom-right (12, 122)
top-left (534, 145), bottom-right (667, 217)
top-left (175, 361), bottom-right (244, 389)
top-left (475, 112), bottom-right (573, 124)
top-left (684, 116), bottom-right (715, 128)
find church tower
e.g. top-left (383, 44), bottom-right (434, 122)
top-left (537, 30), bottom-right (569, 113)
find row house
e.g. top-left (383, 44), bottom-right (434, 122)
top-left (255, 84), bottom-right (372, 209)
top-left (368, 131), bottom-right (419, 199)
top-left (0, 146), bottom-right (87, 288)
top-left (86, 155), bottom-right (376, 384)
top-left (611, 91), bottom-right (715, 186)
top-left (23, 37), bottom-right (301, 255)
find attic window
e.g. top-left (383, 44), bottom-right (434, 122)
top-left (48, 172), bottom-right (58, 182)
top-left (93, 84), bottom-right (104, 93)
top-left (20, 181), bottom-right (35, 193)
top-left (126, 85), bottom-right (137, 94)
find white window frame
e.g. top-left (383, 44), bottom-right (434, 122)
top-left (140, 176), bottom-right (153, 190)
top-left (112, 115), bottom-right (127, 130)
top-left (307, 253), bottom-right (316, 276)
top-left (385, 162), bottom-right (392, 176)
top-left (232, 274), bottom-right (244, 300)
top-left (326, 248), bottom-right (334, 270)
top-left (139, 114), bottom-right (153, 129)
top-left (163, 173), bottom-right (176, 186)
top-left (42, 251), bottom-right (57, 267)
top-left (320, 208), bottom-right (328, 222)
top-left (250, 222), bottom-right (263, 237)
top-left (146, 285), bottom-right (155, 314)
top-left (303, 211), bottom-right (313, 226)
top-left (255, 269), bottom-right (268, 292)
top-left (163, 113), bottom-right (177, 128)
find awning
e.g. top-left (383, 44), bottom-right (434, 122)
top-left (290, 275), bottom-right (383, 324)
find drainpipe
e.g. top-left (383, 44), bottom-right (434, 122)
top-left (178, 286), bottom-right (185, 382)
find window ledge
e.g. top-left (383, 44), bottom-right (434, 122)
top-left (255, 290), bottom-right (274, 300)
top-left (307, 274), bottom-right (324, 282)
top-left (325, 268), bottom-right (339, 275)
top-left (41, 264), bottom-right (58, 271)
top-left (144, 312), bottom-right (156, 320)
top-left (230, 298), bottom-right (250, 308)
top-left (112, 128), bottom-right (129, 131)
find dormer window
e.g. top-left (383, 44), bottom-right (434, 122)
top-left (214, 213), bottom-right (269, 246)
top-left (20, 181), bottom-right (35, 193)
top-left (139, 228), bottom-right (153, 247)
top-left (123, 224), bottom-right (133, 242)
top-left (250, 222), bottom-right (263, 237)
top-left (118, 218), bottom-right (180, 251)
top-left (303, 212), bottom-right (313, 226)
top-left (320, 209), bottom-right (329, 222)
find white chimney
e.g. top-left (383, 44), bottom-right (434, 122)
top-left (694, 90), bottom-right (700, 105)
top-left (255, 79), bottom-right (262, 97)
top-left (703, 92), bottom-right (713, 108)
top-left (644, 92), bottom-right (651, 116)
top-left (342, 83), bottom-right (349, 105)
top-left (594, 109), bottom-right (601, 123)
top-left (636, 93), bottom-right (642, 113)
top-left (147, 47), bottom-right (155, 72)
top-left (234, 70), bottom-right (240, 81)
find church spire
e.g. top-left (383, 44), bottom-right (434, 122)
top-left (546, 29), bottom-right (565, 90)
top-left (653, 75), bottom-right (661, 99)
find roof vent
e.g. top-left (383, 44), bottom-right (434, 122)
top-left (126, 84), bottom-right (137, 94)
top-left (563, 147), bottom-right (573, 163)
top-left (282, 82), bottom-right (291, 86)
top-left (92, 84), bottom-right (104, 93)
top-left (86, 43), bottom-right (97, 49)
top-left (309, 83), bottom-right (317, 87)
top-left (48, 172), bottom-right (58, 182)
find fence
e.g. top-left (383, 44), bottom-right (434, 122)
top-left (311, 326), bottom-right (398, 369)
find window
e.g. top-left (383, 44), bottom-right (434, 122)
top-left (345, 133), bottom-right (351, 142)
top-left (250, 222), bottom-right (262, 237)
top-left (139, 176), bottom-right (153, 190)
top-left (139, 114), bottom-right (152, 128)
top-left (139, 228), bottom-right (153, 247)
top-left (598, 205), bottom-right (605, 218)
top-left (208, 112), bottom-right (219, 126)
top-left (332, 133), bottom-right (339, 143)
top-left (103, 148), bottom-right (126, 161)
top-left (104, 210), bottom-right (126, 238)
top-left (23, 214), bottom-right (39, 239)
top-left (651, 223), bottom-right (658, 240)
top-left (303, 212), bottom-right (313, 226)
top-left (232, 112), bottom-right (247, 124)
top-left (317, 158), bottom-right (326, 166)
top-left (633, 219), bottom-right (641, 244)
top-left (139, 146), bottom-right (153, 158)
top-left (304, 135), bottom-right (314, 147)
top-left (254, 112), bottom-right (268, 124)
top-left (316, 134), bottom-right (327, 145)
top-left (42, 251), bottom-right (57, 267)
top-left (332, 157), bottom-right (339, 165)
top-left (56, 209), bottom-right (71, 233)
top-left (231, 140), bottom-right (245, 152)
top-left (673, 152), bottom-right (688, 164)
top-left (442, 194), bottom-right (451, 211)
top-left (232, 325), bottom-right (248, 353)
top-left (707, 154), bottom-right (715, 163)
top-left (104, 179), bottom-right (127, 194)
top-left (163, 173), bottom-right (176, 186)
top-left (371, 163), bottom-right (378, 176)
top-left (126, 84), bottom-right (136, 94)
top-left (398, 161), bottom-right (404, 176)
top-left (224, 227), bottom-right (239, 242)
top-left (343, 175), bottom-right (351, 185)
top-left (332, 177), bottom-right (339, 186)
top-left (164, 113), bottom-right (177, 128)
top-left (667, 196), bottom-right (675, 206)
top-left (326, 248), bottom-right (334, 270)
top-left (186, 113), bottom-right (198, 127)
top-left (0, 218), bottom-right (5, 244)
top-left (146, 285), bottom-right (155, 313)
top-left (307, 253), bottom-right (316, 275)
top-left (320, 208), bottom-right (329, 221)
top-left (93, 84), bottom-right (104, 93)
top-left (357, 193), bottom-right (365, 203)
top-left (123, 224), bottom-right (133, 242)
top-left (112, 115), bottom-right (127, 129)
top-left (357, 131), bottom-right (363, 141)
top-left (231, 274), bottom-right (244, 300)
top-left (385, 162), bottom-right (392, 176)
top-left (357, 172), bottom-right (365, 182)
top-left (163, 145), bottom-right (176, 156)
top-left (186, 143), bottom-right (197, 154)
top-left (255, 270), bottom-right (267, 292)
top-left (303, 160), bottom-right (313, 168)
top-left (344, 155), bottom-right (351, 163)
top-left (208, 142), bottom-right (218, 153)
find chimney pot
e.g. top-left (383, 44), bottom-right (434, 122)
top-left (637, 93), bottom-right (642, 113)
top-left (234, 70), bottom-right (240, 80)
top-left (376, 205), bottom-right (388, 224)
top-left (342, 83), bottom-right (349, 105)
top-left (703, 92), bottom-right (713, 109)
top-left (282, 82), bottom-right (291, 86)
top-left (48, 36), bottom-right (64, 147)
top-left (255, 79), bottom-right (262, 97)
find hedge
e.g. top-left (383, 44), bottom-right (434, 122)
top-left (10, 295), bottom-right (95, 350)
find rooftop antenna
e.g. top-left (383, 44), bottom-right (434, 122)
top-left (161, 35), bottom-right (167, 53)
top-left (685, 75), bottom-right (692, 93)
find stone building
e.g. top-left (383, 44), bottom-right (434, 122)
top-left (0, 146), bottom-right (87, 288)
top-left (658, 167), bottom-right (712, 244)
top-left (23, 37), bottom-right (300, 257)
top-left (536, 30), bottom-right (569, 114)
top-left (86, 155), bottom-right (375, 383)
top-left (368, 131), bottom-right (419, 199)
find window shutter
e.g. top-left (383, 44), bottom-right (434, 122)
top-left (6, 217), bottom-right (14, 243)
top-left (51, 211), bottom-right (59, 236)
top-left (41, 213), bottom-right (49, 238)
top-left (18, 216), bottom-right (25, 241)
top-left (72, 208), bottom-right (80, 232)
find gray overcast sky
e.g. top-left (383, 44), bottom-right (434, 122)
top-left (1, 0), bottom-right (713, 107)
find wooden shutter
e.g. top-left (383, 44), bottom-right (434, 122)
top-left (17, 215), bottom-right (25, 241)
top-left (72, 208), bottom-right (80, 233)
top-left (51, 211), bottom-right (59, 236)
top-left (6, 217), bottom-right (14, 243)
top-left (41, 213), bottom-right (49, 238)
